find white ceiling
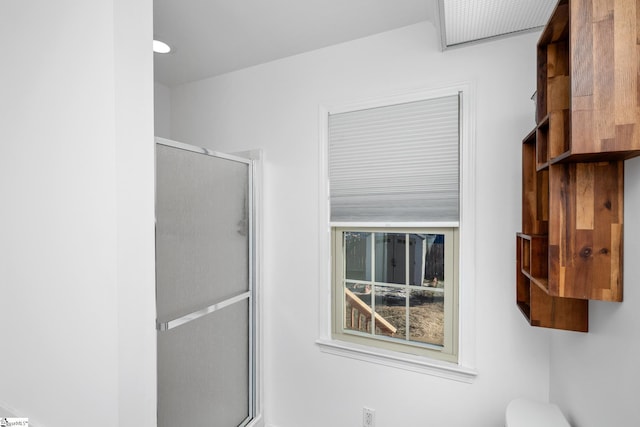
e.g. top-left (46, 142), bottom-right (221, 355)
top-left (153, 0), bottom-right (436, 86)
top-left (153, 0), bottom-right (557, 87)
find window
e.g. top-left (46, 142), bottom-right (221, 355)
top-left (319, 87), bottom-right (476, 375)
top-left (333, 227), bottom-right (458, 362)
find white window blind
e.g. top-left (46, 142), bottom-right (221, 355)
top-left (328, 94), bottom-right (460, 223)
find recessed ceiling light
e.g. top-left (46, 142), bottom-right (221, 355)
top-left (153, 39), bottom-right (171, 54)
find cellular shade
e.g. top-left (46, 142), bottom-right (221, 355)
top-left (329, 94), bottom-right (460, 223)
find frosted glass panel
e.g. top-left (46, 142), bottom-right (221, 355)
top-left (156, 144), bottom-right (249, 322)
top-left (158, 300), bottom-right (250, 427)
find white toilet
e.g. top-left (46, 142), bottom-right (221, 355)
top-left (506, 398), bottom-right (571, 427)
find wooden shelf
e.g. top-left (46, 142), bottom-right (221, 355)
top-left (516, 235), bottom-right (588, 332)
top-left (536, 0), bottom-right (640, 162)
top-left (517, 233), bottom-right (548, 289)
top-left (517, 0), bottom-right (638, 330)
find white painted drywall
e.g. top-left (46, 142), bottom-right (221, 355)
top-left (154, 82), bottom-right (172, 138)
top-left (549, 155), bottom-right (640, 427)
top-left (114, 1), bottom-right (157, 426)
top-left (168, 22), bottom-right (550, 427)
top-left (0, 1), bottom-right (155, 426)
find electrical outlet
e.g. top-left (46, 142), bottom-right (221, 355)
top-left (363, 407), bottom-right (375, 427)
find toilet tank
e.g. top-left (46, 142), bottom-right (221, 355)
top-left (506, 398), bottom-right (570, 427)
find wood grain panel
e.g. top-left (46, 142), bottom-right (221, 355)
top-left (537, 124), bottom-right (549, 167)
top-left (548, 161), bottom-right (623, 301)
top-left (548, 75), bottom-right (571, 114)
top-left (609, 223), bottom-right (623, 301)
top-left (548, 244), bottom-right (560, 295)
top-left (543, 0), bottom-right (640, 159)
top-left (576, 163), bottom-right (595, 230)
top-left (516, 237), bottom-right (530, 310)
top-left (592, 162), bottom-right (623, 301)
top-left (591, 15), bottom-right (615, 152)
top-left (549, 110), bottom-right (570, 158)
top-left (547, 164), bottom-right (567, 296)
top-left (522, 132), bottom-right (537, 234)
top-left (615, 123), bottom-right (639, 154)
top-left (529, 282), bottom-right (588, 332)
top-left (571, 108), bottom-right (593, 158)
top-left (540, 1), bottom-right (570, 44)
top-left (637, 0), bottom-right (640, 44)
top-left (538, 1), bottom-right (570, 126)
top-left (537, 47), bottom-right (549, 122)
top-left (571, 0), bottom-right (593, 98)
top-left (592, 0), bottom-right (613, 21)
top-left (570, 229), bottom-right (593, 299)
top-left (522, 131), bottom-right (549, 235)
top-left (614, 0), bottom-right (636, 127)
top-left (537, 169), bottom-right (549, 223)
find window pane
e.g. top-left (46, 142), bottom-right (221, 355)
top-left (344, 282), bottom-right (371, 333)
top-left (374, 233), bottom-right (445, 286)
top-left (373, 285), bottom-right (405, 338)
top-left (409, 289), bottom-right (444, 346)
top-left (374, 233), bottom-right (406, 285)
top-left (344, 232), bottom-right (371, 281)
top-left (423, 234), bottom-right (445, 285)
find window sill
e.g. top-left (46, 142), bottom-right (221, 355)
top-left (315, 338), bottom-right (477, 383)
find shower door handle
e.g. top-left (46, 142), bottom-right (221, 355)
top-left (156, 290), bottom-right (250, 331)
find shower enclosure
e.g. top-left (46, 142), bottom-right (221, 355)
top-left (155, 138), bottom-right (259, 427)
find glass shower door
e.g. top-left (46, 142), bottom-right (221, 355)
top-left (155, 139), bottom-right (254, 427)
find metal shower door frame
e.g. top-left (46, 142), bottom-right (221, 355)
top-left (154, 137), bottom-right (258, 427)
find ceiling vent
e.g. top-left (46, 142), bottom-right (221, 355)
top-left (438, 0), bottom-right (557, 48)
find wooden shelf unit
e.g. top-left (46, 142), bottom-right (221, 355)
top-left (516, 0), bottom-right (640, 330)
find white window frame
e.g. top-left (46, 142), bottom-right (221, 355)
top-left (316, 84), bottom-right (477, 382)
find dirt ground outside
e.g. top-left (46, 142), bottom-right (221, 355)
top-left (345, 299), bottom-right (444, 346)
top-left (376, 301), bottom-right (444, 346)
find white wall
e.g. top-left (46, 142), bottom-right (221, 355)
top-left (169, 22), bottom-right (550, 427)
top-left (114, 1), bottom-right (157, 426)
top-left (154, 82), bottom-right (172, 138)
top-left (0, 2), bottom-right (155, 426)
top-left (549, 155), bottom-right (640, 426)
